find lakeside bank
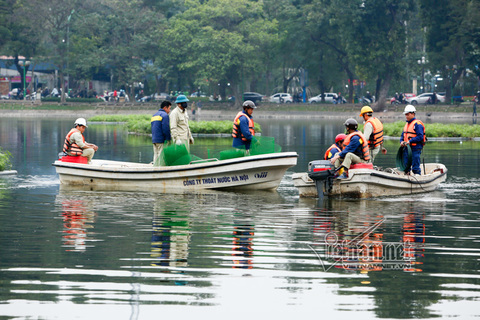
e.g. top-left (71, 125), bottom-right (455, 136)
top-left (0, 100), bottom-right (477, 121)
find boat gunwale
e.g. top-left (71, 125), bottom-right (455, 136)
top-left (52, 152), bottom-right (298, 174)
top-left (367, 170), bottom-right (447, 185)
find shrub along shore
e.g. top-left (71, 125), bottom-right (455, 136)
top-left (88, 114), bottom-right (480, 138)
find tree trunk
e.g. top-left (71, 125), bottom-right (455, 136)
top-left (60, 70), bottom-right (66, 104)
top-left (345, 68), bottom-right (355, 103)
top-left (373, 73), bottom-right (391, 112)
top-left (232, 83), bottom-right (241, 108)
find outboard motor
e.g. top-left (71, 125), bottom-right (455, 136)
top-left (307, 160), bottom-right (335, 199)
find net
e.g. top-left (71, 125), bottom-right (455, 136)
top-left (157, 136), bottom-right (282, 166)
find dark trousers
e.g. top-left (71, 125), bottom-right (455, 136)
top-left (404, 147), bottom-right (423, 174)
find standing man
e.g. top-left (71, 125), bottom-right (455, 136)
top-left (151, 100), bottom-right (172, 165)
top-left (400, 105), bottom-right (426, 175)
top-left (232, 100), bottom-right (256, 153)
top-left (63, 118), bottom-right (98, 164)
top-left (330, 118), bottom-right (370, 179)
top-left (170, 95), bottom-right (194, 150)
top-left (359, 106), bottom-right (387, 163)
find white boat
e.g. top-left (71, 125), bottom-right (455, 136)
top-left (0, 170), bottom-right (17, 176)
top-left (53, 152), bottom-right (298, 192)
top-left (293, 162), bottom-right (447, 198)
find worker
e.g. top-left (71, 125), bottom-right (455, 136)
top-left (330, 118), bottom-right (370, 179)
top-left (232, 100), bottom-right (256, 153)
top-left (400, 105), bottom-right (426, 175)
top-left (63, 118), bottom-right (98, 164)
top-left (359, 106), bottom-right (387, 163)
top-left (324, 134), bottom-right (346, 160)
top-left (170, 95), bottom-right (194, 150)
top-left (151, 100), bottom-right (172, 165)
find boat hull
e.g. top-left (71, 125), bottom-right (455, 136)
top-left (54, 152), bottom-right (298, 192)
top-left (293, 163), bottom-right (447, 198)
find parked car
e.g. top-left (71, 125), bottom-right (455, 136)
top-left (137, 94), bottom-right (153, 102)
top-left (153, 92), bottom-right (172, 101)
top-left (406, 92), bottom-right (445, 104)
top-left (243, 92), bottom-right (263, 104)
top-left (309, 92), bottom-right (345, 103)
top-left (190, 91), bottom-right (206, 97)
top-left (269, 93), bottom-right (293, 103)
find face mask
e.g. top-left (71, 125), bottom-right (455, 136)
top-left (181, 102), bottom-right (188, 109)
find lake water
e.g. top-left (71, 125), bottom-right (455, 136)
top-left (0, 117), bottom-right (479, 319)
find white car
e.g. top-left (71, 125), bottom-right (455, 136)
top-left (269, 93), bottom-right (293, 103)
top-left (309, 92), bottom-right (345, 103)
top-left (406, 93), bottom-right (445, 104)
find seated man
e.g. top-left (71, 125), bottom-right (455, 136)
top-left (329, 118), bottom-right (370, 178)
top-left (324, 134), bottom-right (346, 160)
top-left (63, 118), bottom-right (98, 164)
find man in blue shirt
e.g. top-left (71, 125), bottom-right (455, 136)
top-left (330, 118), bottom-right (370, 178)
top-left (151, 100), bottom-right (172, 165)
top-left (232, 100), bottom-right (256, 153)
top-left (400, 105), bottom-right (425, 175)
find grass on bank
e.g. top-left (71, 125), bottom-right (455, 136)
top-left (381, 121), bottom-right (480, 138)
top-left (89, 114), bottom-right (480, 138)
top-left (88, 114), bottom-right (262, 135)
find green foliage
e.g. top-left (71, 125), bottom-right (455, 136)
top-left (0, 148), bottom-right (12, 171)
top-left (4, 0), bottom-right (479, 103)
top-left (383, 121), bottom-right (480, 138)
top-left (88, 115), bottom-right (261, 135)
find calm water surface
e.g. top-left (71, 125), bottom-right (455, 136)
top-left (0, 117), bottom-right (479, 319)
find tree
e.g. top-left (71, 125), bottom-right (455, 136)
top-left (160, 0), bottom-right (279, 106)
top-left (420, 0), bottom-right (480, 101)
top-left (329, 0), bottom-right (414, 110)
top-left (303, 0), bottom-right (356, 102)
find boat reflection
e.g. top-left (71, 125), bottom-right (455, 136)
top-left (59, 198), bottom-right (97, 252)
top-left (150, 200), bottom-right (190, 268)
top-left (310, 199), bottom-right (426, 273)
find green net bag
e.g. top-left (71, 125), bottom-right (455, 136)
top-left (161, 143), bottom-right (192, 166)
top-left (249, 136), bottom-right (281, 155)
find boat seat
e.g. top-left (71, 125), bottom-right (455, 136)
top-left (350, 163), bottom-right (373, 170)
top-left (60, 155), bottom-right (88, 164)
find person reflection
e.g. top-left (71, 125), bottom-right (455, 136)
top-left (150, 206), bottom-right (190, 268)
top-left (61, 199), bottom-right (96, 252)
top-left (402, 211), bottom-right (425, 272)
top-left (232, 220), bottom-right (254, 269)
top-left (337, 216), bottom-right (384, 272)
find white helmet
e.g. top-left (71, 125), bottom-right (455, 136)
top-left (74, 118), bottom-right (88, 127)
top-left (403, 105), bottom-right (416, 115)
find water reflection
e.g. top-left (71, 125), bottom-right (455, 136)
top-left (402, 211), bottom-right (425, 272)
top-left (151, 201), bottom-right (190, 267)
top-left (309, 199), bottom-right (427, 273)
top-left (231, 215), bottom-right (254, 269)
top-left (60, 198), bottom-right (97, 252)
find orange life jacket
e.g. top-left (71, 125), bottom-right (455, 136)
top-left (63, 128), bottom-right (84, 156)
top-left (324, 144), bottom-right (341, 160)
top-left (403, 119), bottom-right (426, 146)
top-left (365, 117), bottom-right (384, 148)
top-left (343, 131), bottom-right (370, 161)
top-left (232, 111), bottom-right (255, 141)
